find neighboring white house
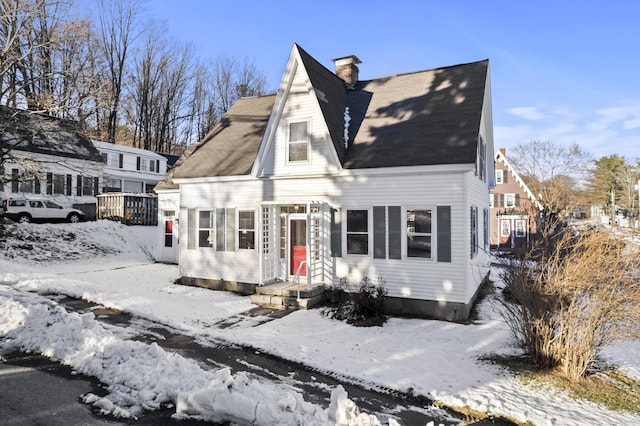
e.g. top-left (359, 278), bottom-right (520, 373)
top-left (92, 141), bottom-right (167, 194)
top-left (155, 44), bottom-right (495, 320)
top-left (0, 106), bottom-right (104, 214)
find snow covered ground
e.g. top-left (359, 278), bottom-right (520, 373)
top-left (1, 220), bottom-right (639, 425)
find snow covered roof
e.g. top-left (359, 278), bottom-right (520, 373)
top-left (0, 106), bottom-right (103, 163)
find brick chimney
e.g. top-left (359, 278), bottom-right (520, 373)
top-left (332, 55), bottom-right (361, 89)
top-left (499, 148), bottom-right (506, 156)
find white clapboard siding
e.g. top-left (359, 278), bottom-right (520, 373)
top-left (266, 61), bottom-right (341, 177)
top-left (176, 156), bottom-right (489, 304)
top-left (465, 170), bottom-right (492, 302)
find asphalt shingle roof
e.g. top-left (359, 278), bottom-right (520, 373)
top-left (170, 94), bottom-right (276, 180)
top-left (164, 45), bottom-right (488, 180)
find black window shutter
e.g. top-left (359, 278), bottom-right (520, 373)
top-left (156, 159), bottom-right (160, 173)
top-left (94, 177), bottom-right (99, 195)
top-left (46, 173), bottom-right (53, 194)
top-left (499, 194), bottom-right (504, 208)
top-left (216, 209), bottom-right (225, 251)
top-left (136, 156), bottom-right (141, 171)
top-left (34, 178), bottom-right (41, 194)
top-left (503, 171), bottom-right (508, 184)
top-left (437, 206), bottom-right (451, 263)
top-left (66, 175), bottom-right (72, 195)
top-left (388, 206), bottom-right (402, 259)
top-left (515, 194), bottom-right (520, 207)
top-left (373, 206), bottom-right (386, 259)
top-left (76, 175), bottom-right (82, 196)
top-left (119, 153), bottom-right (124, 169)
top-left (330, 208), bottom-right (342, 257)
top-left (11, 169), bottom-right (19, 192)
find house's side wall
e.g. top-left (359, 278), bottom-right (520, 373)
top-left (94, 143), bottom-right (167, 192)
top-left (326, 172), bottom-right (468, 304)
top-left (465, 169), bottom-right (492, 304)
top-left (0, 151), bottom-right (103, 208)
top-left (178, 179), bottom-right (265, 284)
top-left (260, 59), bottom-right (340, 177)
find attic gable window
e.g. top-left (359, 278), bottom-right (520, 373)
top-left (288, 121), bottom-right (309, 162)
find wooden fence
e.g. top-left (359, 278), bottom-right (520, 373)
top-left (96, 193), bottom-right (157, 226)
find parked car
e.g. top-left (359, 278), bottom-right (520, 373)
top-left (1, 197), bottom-right (85, 223)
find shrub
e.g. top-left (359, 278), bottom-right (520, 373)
top-left (323, 277), bottom-right (387, 326)
top-left (497, 226), bottom-right (640, 380)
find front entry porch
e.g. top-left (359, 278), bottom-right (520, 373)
top-left (250, 281), bottom-right (325, 310)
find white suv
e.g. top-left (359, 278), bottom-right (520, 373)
top-left (1, 197), bottom-right (85, 223)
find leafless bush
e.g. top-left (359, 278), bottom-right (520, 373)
top-left (498, 227), bottom-right (640, 380)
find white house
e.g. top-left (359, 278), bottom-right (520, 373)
top-left (155, 44), bottom-right (494, 320)
top-left (92, 141), bottom-right (167, 194)
top-left (0, 106), bottom-right (104, 214)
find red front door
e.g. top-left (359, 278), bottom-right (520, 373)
top-left (290, 219), bottom-right (307, 276)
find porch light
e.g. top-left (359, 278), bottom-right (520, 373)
top-left (293, 204), bottom-right (299, 212)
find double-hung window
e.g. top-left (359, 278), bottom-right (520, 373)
top-left (504, 193), bottom-right (516, 208)
top-left (407, 209), bottom-right (432, 258)
top-left (238, 210), bottom-right (255, 249)
top-left (198, 210), bottom-right (215, 247)
top-left (346, 209), bottom-right (368, 255)
top-left (495, 170), bottom-right (504, 184)
top-left (288, 121), bottom-right (309, 162)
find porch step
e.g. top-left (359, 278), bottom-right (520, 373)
top-left (250, 293), bottom-right (325, 311)
top-left (255, 282), bottom-right (324, 299)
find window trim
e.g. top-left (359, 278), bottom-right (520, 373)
top-left (344, 207), bottom-right (371, 256)
top-left (404, 206), bottom-right (435, 260)
top-left (237, 209), bottom-right (256, 250)
top-left (197, 210), bottom-right (215, 248)
top-left (515, 219), bottom-right (526, 237)
top-left (495, 169), bottom-right (504, 184)
top-left (470, 206), bottom-right (478, 259)
top-left (504, 193), bottom-right (516, 208)
top-left (500, 219), bottom-right (511, 238)
top-left (286, 120), bottom-right (311, 164)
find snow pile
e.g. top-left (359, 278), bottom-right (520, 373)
top-left (0, 220), bottom-right (154, 263)
top-left (0, 285), bottom-right (382, 424)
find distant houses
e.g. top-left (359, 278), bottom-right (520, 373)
top-left (0, 106), bottom-right (104, 217)
top-left (489, 149), bottom-right (543, 250)
top-left (0, 105), bottom-right (167, 222)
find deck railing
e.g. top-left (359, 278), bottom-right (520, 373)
top-left (96, 193), bottom-right (157, 226)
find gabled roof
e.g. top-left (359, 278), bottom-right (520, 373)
top-left (168, 44), bottom-right (489, 180)
top-left (0, 105), bottom-right (103, 163)
top-left (171, 94), bottom-right (276, 180)
top-left (494, 150), bottom-right (543, 210)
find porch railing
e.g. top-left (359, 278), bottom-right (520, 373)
top-left (293, 260), bottom-right (309, 301)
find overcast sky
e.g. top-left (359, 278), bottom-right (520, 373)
top-left (142, 0), bottom-right (640, 161)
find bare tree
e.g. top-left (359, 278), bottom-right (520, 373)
top-left (0, 0), bottom-right (69, 111)
top-left (96, 0), bottom-right (139, 143)
top-left (127, 27), bottom-right (194, 152)
top-left (510, 140), bottom-right (592, 216)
